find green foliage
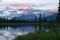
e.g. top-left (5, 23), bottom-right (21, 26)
top-left (56, 3), bottom-right (60, 23)
top-left (13, 30), bottom-right (59, 40)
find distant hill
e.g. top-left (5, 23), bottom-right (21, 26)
top-left (0, 9), bottom-right (58, 22)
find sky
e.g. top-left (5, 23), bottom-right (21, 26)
top-left (1, 0), bottom-right (59, 3)
top-left (0, 0), bottom-right (59, 18)
top-left (0, 0), bottom-right (59, 10)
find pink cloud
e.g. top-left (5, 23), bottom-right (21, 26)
top-left (48, 8), bottom-right (58, 13)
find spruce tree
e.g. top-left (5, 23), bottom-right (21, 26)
top-left (56, 3), bottom-right (60, 23)
top-left (39, 14), bottom-right (41, 22)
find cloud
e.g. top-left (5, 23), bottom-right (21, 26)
top-left (48, 8), bottom-right (58, 12)
top-left (2, 0), bottom-right (59, 4)
top-left (0, 0), bottom-right (59, 10)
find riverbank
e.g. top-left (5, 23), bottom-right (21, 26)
top-left (13, 29), bottom-right (60, 40)
top-left (0, 22), bottom-right (60, 27)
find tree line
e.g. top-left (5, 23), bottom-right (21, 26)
top-left (0, 4), bottom-right (59, 23)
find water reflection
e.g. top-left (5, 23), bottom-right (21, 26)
top-left (0, 26), bottom-right (39, 40)
top-left (0, 26), bottom-right (50, 40)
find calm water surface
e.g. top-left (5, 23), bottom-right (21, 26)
top-left (0, 26), bottom-right (40, 40)
top-left (0, 26), bottom-right (50, 40)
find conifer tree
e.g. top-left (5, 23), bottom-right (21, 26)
top-left (56, 3), bottom-right (60, 23)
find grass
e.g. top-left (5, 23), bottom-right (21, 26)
top-left (0, 22), bottom-right (60, 40)
top-left (13, 28), bottom-right (60, 40)
top-left (0, 22), bottom-right (59, 26)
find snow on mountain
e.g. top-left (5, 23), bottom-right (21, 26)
top-left (0, 8), bottom-right (58, 21)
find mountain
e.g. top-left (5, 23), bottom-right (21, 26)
top-left (45, 13), bottom-right (57, 22)
top-left (0, 9), bottom-right (58, 22)
top-left (11, 14), bottom-right (36, 22)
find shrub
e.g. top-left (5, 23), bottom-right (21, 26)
top-left (13, 30), bottom-right (59, 40)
